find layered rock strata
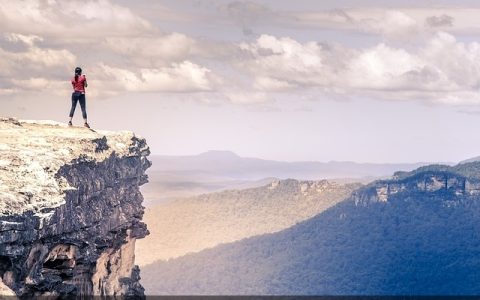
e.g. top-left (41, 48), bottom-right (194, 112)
top-left (0, 118), bottom-right (150, 297)
top-left (352, 166), bottom-right (480, 206)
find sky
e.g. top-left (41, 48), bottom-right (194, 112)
top-left (2, 0), bottom-right (480, 163)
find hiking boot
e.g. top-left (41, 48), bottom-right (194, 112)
top-left (68, 121), bottom-right (72, 126)
top-left (84, 122), bottom-right (90, 128)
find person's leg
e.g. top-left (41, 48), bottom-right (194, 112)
top-left (69, 93), bottom-right (79, 123)
top-left (79, 94), bottom-right (89, 127)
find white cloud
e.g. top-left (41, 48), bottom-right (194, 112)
top-left (346, 43), bottom-right (424, 90)
top-left (421, 32), bottom-right (480, 89)
top-left (239, 35), bottom-right (330, 86)
top-left (0, 1), bottom-right (221, 97)
top-left (96, 61), bottom-right (215, 93)
top-left (0, 88), bottom-right (15, 96)
top-left (0, 34), bottom-right (76, 77)
top-left (24, 47), bottom-right (76, 68)
top-left (10, 77), bottom-right (68, 95)
top-left (290, 9), bottom-right (423, 41)
top-left (4, 33), bottom-right (43, 46)
top-left (11, 77), bottom-right (50, 89)
top-left (362, 10), bottom-right (420, 40)
top-left (102, 33), bottom-right (196, 67)
top-left (0, 0), bottom-right (152, 39)
top-left (3, 1), bottom-right (480, 106)
top-left (289, 7), bottom-right (480, 37)
top-left (238, 32), bottom-right (480, 105)
top-left (254, 76), bottom-right (295, 91)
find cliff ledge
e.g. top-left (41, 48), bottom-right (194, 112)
top-left (0, 117), bottom-right (150, 297)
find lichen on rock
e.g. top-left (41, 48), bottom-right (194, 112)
top-left (0, 117), bottom-right (150, 297)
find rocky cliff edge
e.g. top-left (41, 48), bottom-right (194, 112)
top-left (0, 118), bottom-right (151, 297)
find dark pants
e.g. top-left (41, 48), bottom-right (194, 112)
top-left (69, 92), bottom-right (87, 119)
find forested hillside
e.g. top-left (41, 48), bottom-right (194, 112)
top-left (142, 162), bottom-right (480, 295)
top-left (137, 179), bottom-right (360, 266)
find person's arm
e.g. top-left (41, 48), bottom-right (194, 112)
top-left (84, 75), bottom-right (88, 88)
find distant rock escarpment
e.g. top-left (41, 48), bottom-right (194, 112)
top-left (0, 118), bottom-right (150, 297)
top-left (353, 163), bottom-right (480, 206)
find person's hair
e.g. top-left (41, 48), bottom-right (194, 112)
top-left (74, 67), bottom-right (82, 82)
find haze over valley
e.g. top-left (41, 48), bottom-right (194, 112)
top-left (141, 150), bottom-right (436, 206)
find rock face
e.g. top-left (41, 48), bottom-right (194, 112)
top-left (352, 163), bottom-right (480, 206)
top-left (0, 118), bottom-right (150, 297)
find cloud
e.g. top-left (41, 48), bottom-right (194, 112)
top-left (220, 1), bottom-right (275, 35)
top-left (345, 43), bottom-right (424, 90)
top-left (0, 33), bottom-right (75, 77)
top-left (238, 35), bottom-right (331, 87)
top-left (3, 1), bottom-right (480, 107)
top-left (95, 61), bottom-right (216, 94)
top-left (0, 0), bottom-right (152, 39)
top-left (291, 9), bottom-right (422, 41)
top-left (425, 14), bottom-right (454, 28)
top-left (10, 77), bottom-right (67, 95)
top-left (237, 32), bottom-right (480, 105)
top-left (0, 88), bottom-right (15, 96)
top-left (102, 33), bottom-right (196, 67)
top-left (0, 0), bottom-right (222, 97)
top-left (4, 33), bottom-right (43, 47)
top-left (254, 76), bottom-right (296, 91)
top-left (11, 77), bottom-right (50, 89)
top-left (362, 10), bottom-right (420, 40)
top-left (289, 7), bottom-right (480, 37)
top-left (328, 9), bottom-right (355, 24)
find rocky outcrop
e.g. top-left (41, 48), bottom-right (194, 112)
top-left (352, 167), bottom-right (480, 206)
top-left (0, 118), bottom-right (150, 297)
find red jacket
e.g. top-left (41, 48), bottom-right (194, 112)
top-left (72, 75), bottom-right (87, 93)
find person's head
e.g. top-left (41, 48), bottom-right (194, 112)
top-left (74, 67), bottom-right (82, 82)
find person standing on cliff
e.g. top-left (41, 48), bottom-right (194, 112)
top-left (68, 67), bottom-right (90, 128)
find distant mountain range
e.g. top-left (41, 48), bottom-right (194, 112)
top-left (143, 150), bottom-right (434, 206)
top-left (142, 151), bottom-right (451, 206)
top-left (136, 179), bottom-right (360, 267)
top-left (141, 161), bottom-right (480, 295)
top-left (149, 150), bottom-right (440, 180)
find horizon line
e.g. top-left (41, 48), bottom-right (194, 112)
top-left (149, 150), bottom-right (458, 166)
